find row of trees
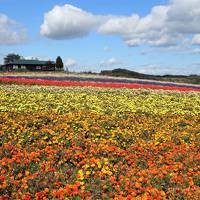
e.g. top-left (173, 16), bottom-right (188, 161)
top-left (3, 54), bottom-right (64, 69)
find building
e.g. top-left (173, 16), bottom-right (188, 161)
top-left (1, 59), bottom-right (56, 71)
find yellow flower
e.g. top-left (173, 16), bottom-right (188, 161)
top-left (77, 169), bottom-right (84, 180)
top-left (86, 171), bottom-right (90, 175)
top-left (97, 161), bottom-right (101, 169)
top-left (84, 164), bottom-right (89, 169)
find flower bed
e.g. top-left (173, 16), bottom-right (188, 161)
top-left (0, 85), bottom-right (200, 199)
top-left (0, 77), bottom-right (200, 92)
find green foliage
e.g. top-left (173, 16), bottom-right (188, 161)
top-left (4, 53), bottom-right (21, 64)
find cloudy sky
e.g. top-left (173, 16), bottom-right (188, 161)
top-left (1, 0), bottom-right (200, 74)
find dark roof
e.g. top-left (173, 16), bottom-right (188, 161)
top-left (7, 59), bottom-right (55, 65)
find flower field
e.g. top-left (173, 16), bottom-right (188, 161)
top-left (0, 77), bottom-right (200, 92)
top-left (0, 84), bottom-right (200, 199)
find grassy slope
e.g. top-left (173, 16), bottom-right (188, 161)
top-left (100, 68), bottom-right (200, 85)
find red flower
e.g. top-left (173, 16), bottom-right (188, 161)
top-left (0, 77), bottom-right (199, 92)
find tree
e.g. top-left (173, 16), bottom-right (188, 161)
top-left (4, 53), bottom-right (21, 64)
top-left (46, 60), bottom-right (55, 71)
top-left (55, 56), bottom-right (64, 69)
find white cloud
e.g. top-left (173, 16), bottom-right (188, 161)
top-left (100, 57), bottom-right (123, 66)
top-left (98, 15), bottom-right (139, 36)
top-left (190, 48), bottom-right (200, 54)
top-left (103, 46), bottom-right (112, 52)
top-left (0, 14), bottom-right (27, 45)
top-left (135, 64), bottom-right (200, 75)
top-left (193, 61), bottom-right (200, 66)
top-left (98, 4), bottom-right (182, 47)
top-left (192, 34), bottom-right (200, 45)
top-left (167, 0), bottom-right (200, 34)
top-left (65, 58), bottom-right (77, 67)
top-left (40, 4), bottom-right (104, 39)
top-left (23, 56), bottom-right (51, 61)
top-left (41, 1), bottom-right (200, 48)
top-left (0, 53), bottom-right (5, 64)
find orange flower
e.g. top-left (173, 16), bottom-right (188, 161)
top-left (44, 188), bottom-right (49, 193)
top-left (23, 194), bottom-right (31, 200)
top-left (18, 173), bottom-right (23, 178)
top-left (35, 191), bottom-right (45, 199)
top-left (54, 181), bottom-right (61, 187)
top-left (135, 182), bottom-right (142, 189)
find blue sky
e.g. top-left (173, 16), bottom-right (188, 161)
top-left (1, 0), bottom-right (200, 74)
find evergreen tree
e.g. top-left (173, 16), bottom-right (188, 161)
top-left (56, 56), bottom-right (64, 69)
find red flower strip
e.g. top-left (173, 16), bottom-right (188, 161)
top-left (0, 77), bottom-right (199, 92)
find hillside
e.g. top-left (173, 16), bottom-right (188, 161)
top-left (100, 68), bottom-right (200, 85)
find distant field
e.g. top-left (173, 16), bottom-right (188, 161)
top-left (0, 84), bottom-right (200, 199)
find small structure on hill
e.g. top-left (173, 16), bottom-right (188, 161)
top-left (1, 59), bottom-right (56, 71)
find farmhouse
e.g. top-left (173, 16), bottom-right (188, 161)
top-left (1, 59), bottom-right (55, 71)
